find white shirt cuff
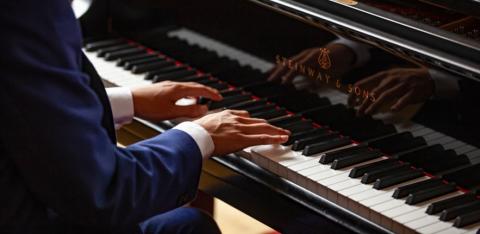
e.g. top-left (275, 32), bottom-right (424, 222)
top-left (429, 69), bottom-right (460, 99)
top-left (332, 37), bottom-right (372, 68)
top-left (106, 87), bottom-right (134, 129)
top-left (173, 122), bottom-right (214, 159)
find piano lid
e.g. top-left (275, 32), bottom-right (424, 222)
top-left (247, 0), bottom-right (480, 81)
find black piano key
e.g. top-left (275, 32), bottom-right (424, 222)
top-left (152, 65), bottom-right (188, 83)
top-left (331, 150), bottom-right (384, 169)
top-left (454, 209), bottom-right (480, 227)
top-left (104, 47), bottom-right (145, 61)
top-left (133, 61), bottom-right (175, 74)
top-left (361, 163), bottom-right (411, 184)
top-left (303, 137), bottom-right (352, 157)
top-left (245, 103), bottom-right (276, 114)
top-left (194, 79), bottom-right (217, 85)
top-left (373, 169), bottom-right (424, 189)
top-left (206, 82), bottom-right (229, 91)
top-left (430, 152), bottom-right (470, 176)
top-left (228, 99), bottom-right (267, 110)
top-left (245, 82), bottom-right (297, 99)
top-left (281, 120), bottom-right (314, 134)
top-left (427, 193), bottom-right (477, 215)
top-left (209, 95), bottom-right (252, 109)
top-left (152, 70), bottom-right (197, 82)
top-left (250, 108), bottom-right (287, 120)
top-left (85, 38), bottom-right (125, 51)
top-left (440, 200), bottom-right (480, 221)
top-left (268, 93), bottom-right (331, 112)
top-left (146, 66), bottom-right (186, 80)
top-left (97, 44), bottom-right (133, 57)
top-left (205, 59), bottom-right (240, 75)
top-left (351, 123), bottom-right (397, 141)
top-left (291, 132), bottom-right (338, 151)
top-left (124, 57), bottom-right (165, 70)
top-left (349, 159), bottom-right (398, 178)
top-left (268, 114), bottom-right (303, 126)
top-left (406, 183), bottom-right (457, 205)
top-left (368, 132), bottom-right (426, 155)
top-left (393, 178), bottom-right (443, 199)
top-left (319, 144), bottom-right (369, 164)
top-left (396, 145), bottom-right (469, 175)
top-left (303, 104), bottom-right (354, 127)
top-left (215, 67), bottom-right (265, 87)
top-left (441, 163), bottom-right (480, 189)
top-left (117, 53), bottom-right (158, 66)
top-left (283, 128), bottom-right (328, 146)
top-left (175, 74), bottom-right (212, 83)
top-left (220, 88), bottom-right (243, 97)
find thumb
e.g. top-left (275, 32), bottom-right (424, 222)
top-left (172, 105), bottom-right (209, 118)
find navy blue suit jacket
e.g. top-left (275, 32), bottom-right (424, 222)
top-left (0, 0), bottom-right (202, 233)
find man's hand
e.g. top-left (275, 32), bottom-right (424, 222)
top-left (131, 81), bottom-right (223, 121)
top-left (194, 110), bottom-right (291, 155)
top-left (348, 68), bottom-right (434, 116)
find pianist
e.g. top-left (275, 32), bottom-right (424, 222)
top-left (0, 0), bottom-right (291, 233)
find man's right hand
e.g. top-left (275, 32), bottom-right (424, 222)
top-left (193, 110), bottom-right (291, 156)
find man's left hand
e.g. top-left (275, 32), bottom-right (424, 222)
top-left (131, 81), bottom-right (223, 121)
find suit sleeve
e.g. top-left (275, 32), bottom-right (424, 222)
top-left (0, 0), bottom-right (202, 228)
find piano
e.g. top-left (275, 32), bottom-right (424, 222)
top-left (78, 0), bottom-right (480, 233)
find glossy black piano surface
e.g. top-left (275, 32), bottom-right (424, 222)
top-left (79, 0), bottom-right (480, 233)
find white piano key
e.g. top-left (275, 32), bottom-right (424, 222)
top-left (417, 221), bottom-right (453, 234)
top-left (412, 127), bottom-right (435, 137)
top-left (423, 132), bottom-right (445, 142)
top-left (444, 141), bottom-right (466, 150)
top-left (455, 144), bottom-right (476, 155)
top-left (338, 183), bottom-right (372, 197)
top-left (429, 136), bottom-right (456, 145)
top-left (435, 226), bottom-right (469, 234)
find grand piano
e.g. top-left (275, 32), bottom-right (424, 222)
top-left (78, 0), bottom-right (480, 233)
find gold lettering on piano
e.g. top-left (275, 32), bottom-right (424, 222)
top-left (334, 0), bottom-right (358, 6)
top-left (275, 54), bottom-right (376, 103)
top-left (318, 48), bottom-right (332, 70)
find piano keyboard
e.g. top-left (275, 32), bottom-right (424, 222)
top-left (83, 28), bottom-right (480, 234)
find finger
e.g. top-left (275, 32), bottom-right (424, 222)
top-left (173, 83), bottom-right (223, 101)
top-left (348, 91), bottom-right (359, 107)
top-left (235, 117), bottom-right (267, 124)
top-left (243, 134), bottom-right (290, 145)
top-left (268, 50), bottom-right (310, 82)
top-left (364, 83), bottom-right (406, 115)
top-left (238, 123), bottom-right (291, 135)
top-left (268, 66), bottom-right (289, 82)
top-left (227, 109), bottom-right (250, 117)
top-left (356, 95), bottom-right (372, 116)
top-left (391, 90), bottom-right (415, 111)
top-left (348, 75), bottom-right (382, 107)
top-left (354, 71), bottom-right (389, 89)
top-left (281, 69), bottom-right (297, 84)
top-left (357, 78), bottom-right (397, 115)
top-left (281, 50), bottom-right (317, 84)
top-left (172, 105), bottom-right (208, 118)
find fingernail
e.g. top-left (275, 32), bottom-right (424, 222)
top-left (280, 135), bottom-right (289, 142)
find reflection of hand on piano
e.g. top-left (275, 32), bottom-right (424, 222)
top-left (131, 81), bottom-right (223, 121)
top-left (193, 110), bottom-right (291, 156)
top-left (267, 43), bottom-right (357, 84)
top-left (348, 67), bottom-right (434, 116)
